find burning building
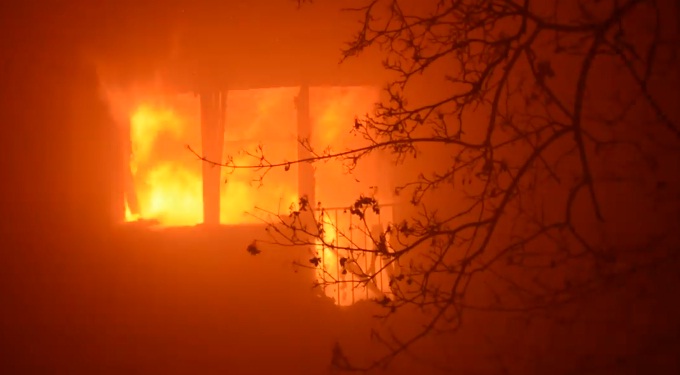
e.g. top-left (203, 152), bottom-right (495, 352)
top-left (104, 83), bottom-right (390, 227)
top-left (94, 1), bottom-right (400, 306)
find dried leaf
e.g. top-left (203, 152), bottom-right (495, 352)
top-left (246, 241), bottom-right (261, 256)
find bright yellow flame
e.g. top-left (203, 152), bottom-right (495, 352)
top-left (125, 101), bottom-right (203, 226)
top-left (130, 105), bottom-right (183, 162)
top-left (143, 163), bottom-right (203, 226)
top-left (124, 202), bottom-right (140, 222)
top-left (117, 88), bottom-right (303, 227)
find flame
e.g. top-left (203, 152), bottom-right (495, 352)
top-left (126, 101), bottom-right (203, 226)
top-left (314, 207), bottom-right (395, 307)
top-left (130, 105), bottom-right (183, 164)
top-left (309, 87), bottom-right (383, 208)
top-left (124, 203), bottom-right (140, 222)
top-left (142, 163), bottom-right (203, 225)
top-left (106, 83), bottom-right (303, 227)
top-left (219, 88), bottom-right (301, 224)
top-left (102, 76), bottom-right (395, 305)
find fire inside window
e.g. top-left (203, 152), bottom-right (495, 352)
top-left (104, 83), bottom-right (395, 305)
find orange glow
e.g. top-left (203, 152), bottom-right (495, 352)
top-left (315, 207), bottom-right (395, 306)
top-left (219, 88), bottom-right (301, 224)
top-left (104, 81), bottom-right (394, 305)
top-left (103, 80), bottom-right (392, 305)
top-left (309, 87), bottom-right (385, 208)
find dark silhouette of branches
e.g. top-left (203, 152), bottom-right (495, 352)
top-left (196, 0), bottom-right (679, 372)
